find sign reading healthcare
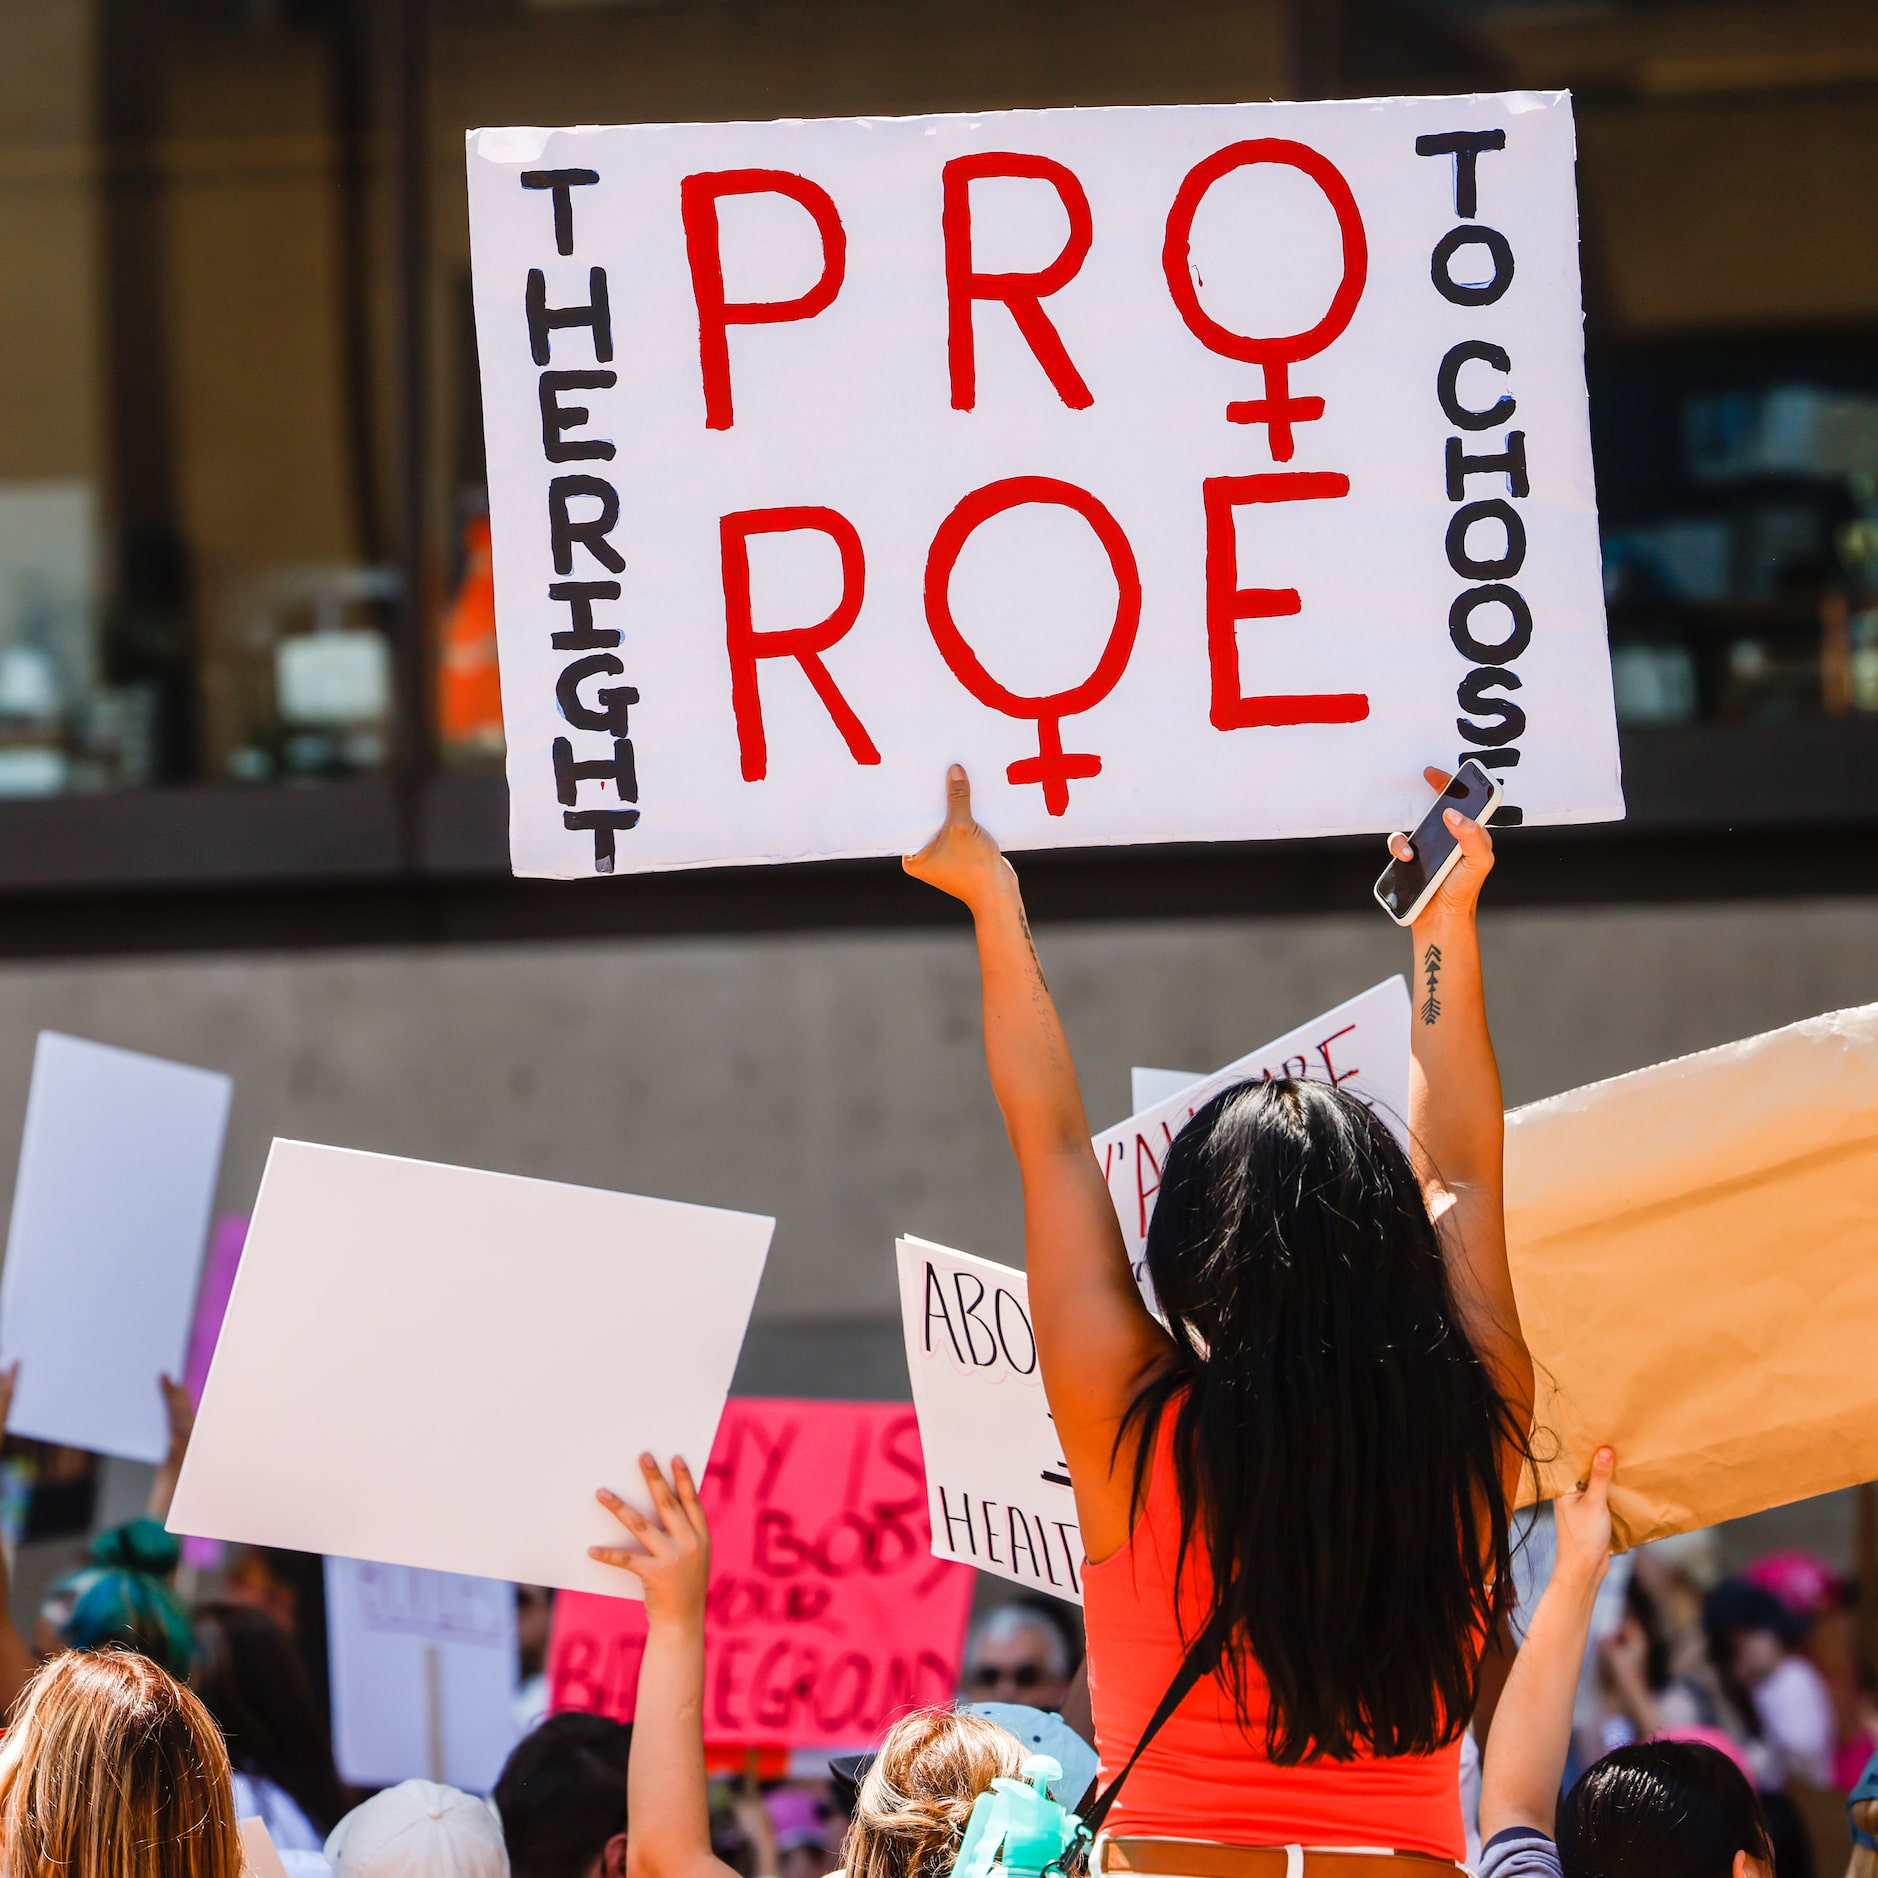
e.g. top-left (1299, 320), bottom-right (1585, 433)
top-left (466, 94), bottom-right (1619, 878)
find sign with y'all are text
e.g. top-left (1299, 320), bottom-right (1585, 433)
top-left (547, 1398), bottom-right (974, 1746)
top-left (1094, 976), bottom-right (1411, 1286)
top-left (467, 94), bottom-right (1620, 878)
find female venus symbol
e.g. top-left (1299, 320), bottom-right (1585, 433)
top-left (924, 476), bottom-right (1142, 817)
top-left (1162, 139), bottom-right (1368, 461)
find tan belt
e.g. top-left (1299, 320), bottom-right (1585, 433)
top-left (1095, 1836), bottom-right (1465, 1878)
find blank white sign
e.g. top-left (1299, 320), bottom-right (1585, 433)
top-left (325, 1557), bottom-right (519, 1793)
top-left (169, 1141), bottom-right (771, 1592)
top-left (0, 1032), bottom-right (232, 1462)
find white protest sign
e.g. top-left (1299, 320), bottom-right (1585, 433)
top-left (467, 93), bottom-right (1620, 879)
top-left (324, 1557), bottom-right (519, 1792)
top-left (0, 1033), bottom-right (231, 1463)
top-left (1095, 976), bottom-right (1411, 1283)
top-left (896, 1236), bottom-right (1083, 1603)
top-left (169, 1141), bottom-right (771, 1592)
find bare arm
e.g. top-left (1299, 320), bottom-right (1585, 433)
top-left (1394, 769), bottom-right (1533, 1463)
top-left (147, 1376), bottom-right (194, 1523)
top-left (1479, 1449), bottom-right (1614, 1845)
top-left (593, 1456), bottom-right (738, 1878)
top-left (905, 770), bottom-right (1172, 1558)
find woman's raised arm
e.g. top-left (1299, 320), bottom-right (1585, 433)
top-left (1394, 767), bottom-right (1534, 1461)
top-left (904, 768), bottom-right (1171, 1556)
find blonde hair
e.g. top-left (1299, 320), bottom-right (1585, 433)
top-left (841, 1708), bottom-right (1026, 1878)
top-left (0, 1649), bottom-right (244, 1878)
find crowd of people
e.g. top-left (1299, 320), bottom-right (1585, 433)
top-left (0, 765), bottom-right (1869, 1878)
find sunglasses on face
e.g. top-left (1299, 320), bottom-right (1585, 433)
top-left (969, 1663), bottom-right (1047, 1690)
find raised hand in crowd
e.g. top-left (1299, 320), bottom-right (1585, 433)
top-left (904, 766), bottom-right (1171, 1564)
top-left (590, 1454), bottom-right (735, 1878)
top-left (1390, 766), bottom-right (1534, 1487)
top-left (147, 1373), bottom-right (195, 1524)
top-left (1479, 1448), bottom-right (1617, 1850)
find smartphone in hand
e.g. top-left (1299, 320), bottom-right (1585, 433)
top-left (1372, 761), bottom-right (1502, 926)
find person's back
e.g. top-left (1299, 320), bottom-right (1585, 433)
top-left (0, 1647), bottom-right (244, 1878)
top-left (905, 767), bottom-right (1530, 1865)
top-left (191, 1600), bottom-right (348, 1851)
top-left (495, 1712), bottom-right (633, 1878)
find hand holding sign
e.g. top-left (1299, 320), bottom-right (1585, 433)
top-left (902, 766), bottom-right (1014, 909)
top-left (590, 1455), bottom-right (711, 1628)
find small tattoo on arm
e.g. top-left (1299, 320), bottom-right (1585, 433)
top-left (1420, 943), bottom-right (1443, 1026)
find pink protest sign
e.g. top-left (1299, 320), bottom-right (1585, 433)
top-left (547, 1397), bottom-right (973, 1746)
top-left (185, 1215), bottom-right (248, 1403)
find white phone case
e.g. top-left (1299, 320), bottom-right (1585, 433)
top-left (1373, 765), bottom-right (1504, 926)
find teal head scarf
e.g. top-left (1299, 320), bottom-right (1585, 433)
top-left (50, 1516), bottom-right (195, 1676)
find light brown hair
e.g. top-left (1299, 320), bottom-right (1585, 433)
top-left (841, 1708), bottom-right (1024, 1878)
top-left (0, 1649), bottom-right (244, 1878)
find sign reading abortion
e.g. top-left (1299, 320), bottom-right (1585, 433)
top-left (897, 1236), bottom-right (1083, 1602)
top-left (547, 1398), bottom-right (973, 1746)
top-left (466, 94), bottom-right (1619, 878)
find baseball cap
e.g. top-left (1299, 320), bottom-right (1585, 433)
top-left (324, 1780), bottom-right (510, 1878)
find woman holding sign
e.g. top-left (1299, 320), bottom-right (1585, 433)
top-left (904, 766), bottom-right (1531, 1870)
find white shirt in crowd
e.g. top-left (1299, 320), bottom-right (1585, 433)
top-left (1753, 1653), bottom-right (1836, 1789)
top-left (233, 1771), bottom-right (326, 1853)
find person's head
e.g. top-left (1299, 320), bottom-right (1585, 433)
top-left (495, 1713), bottom-right (632, 1878)
top-left (1132, 1076), bottom-right (1524, 1764)
top-left (327, 1780), bottom-right (509, 1878)
top-left (1704, 1580), bottom-right (1798, 1692)
top-left (841, 1708), bottom-right (1025, 1878)
top-left (1556, 1738), bottom-right (1773, 1878)
top-left (43, 1518), bottom-right (194, 1677)
top-left (960, 1605), bottom-right (1073, 1711)
top-left (190, 1600), bottom-right (348, 1836)
top-left (0, 1648), bottom-right (242, 1878)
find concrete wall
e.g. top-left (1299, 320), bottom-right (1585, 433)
top-left (0, 892), bottom-right (1871, 1379)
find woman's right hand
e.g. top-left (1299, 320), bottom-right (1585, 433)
top-left (590, 1454), bottom-right (710, 1632)
top-left (903, 766), bottom-right (1013, 911)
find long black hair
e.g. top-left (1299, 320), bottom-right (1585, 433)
top-left (1557, 1740), bottom-right (1773, 1878)
top-left (190, 1600), bottom-right (349, 1835)
top-left (1123, 1077), bottom-right (1525, 1764)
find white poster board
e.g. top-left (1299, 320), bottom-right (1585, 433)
top-left (0, 1032), bottom-right (231, 1462)
top-left (467, 93), bottom-right (1620, 878)
top-left (1094, 976), bottom-right (1411, 1284)
top-left (169, 1141), bottom-right (771, 1593)
top-left (897, 1235), bottom-right (1082, 1602)
top-left (324, 1556), bottom-right (519, 1793)
top-left (1131, 1067), bottom-right (1200, 1113)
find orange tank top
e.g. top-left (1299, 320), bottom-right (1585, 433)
top-left (1082, 1415), bottom-right (1465, 1860)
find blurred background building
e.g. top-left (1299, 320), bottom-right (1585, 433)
top-left (0, 0), bottom-right (1873, 1613)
